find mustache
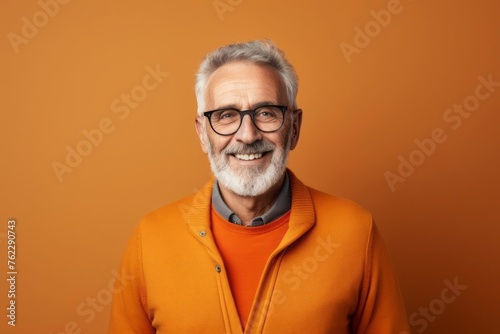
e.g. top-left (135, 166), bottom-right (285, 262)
top-left (223, 140), bottom-right (276, 155)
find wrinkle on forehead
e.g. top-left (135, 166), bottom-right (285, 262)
top-left (205, 61), bottom-right (287, 110)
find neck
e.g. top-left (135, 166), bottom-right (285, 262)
top-left (218, 173), bottom-right (285, 226)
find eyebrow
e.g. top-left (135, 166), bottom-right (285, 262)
top-left (214, 101), bottom-right (280, 110)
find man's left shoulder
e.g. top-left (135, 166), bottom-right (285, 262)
top-left (308, 187), bottom-right (369, 213)
top-left (289, 171), bottom-right (372, 226)
top-left (307, 187), bottom-right (373, 227)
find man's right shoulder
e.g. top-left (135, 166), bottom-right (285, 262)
top-left (139, 193), bottom-right (199, 230)
top-left (132, 178), bottom-right (214, 239)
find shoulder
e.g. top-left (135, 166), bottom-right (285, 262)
top-left (306, 186), bottom-right (374, 238)
top-left (305, 187), bottom-right (375, 256)
top-left (288, 169), bottom-right (373, 239)
top-left (137, 178), bottom-right (214, 236)
top-left (141, 194), bottom-right (197, 225)
top-left (308, 187), bottom-right (371, 220)
top-left (128, 195), bottom-right (194, 245)
top-left (288, 169), bottom-right (373, 229)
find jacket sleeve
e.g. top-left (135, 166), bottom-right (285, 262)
top-left (108, 224), bottom-right (156, 334)
top-left (352, 221), bottom-right (411, 334)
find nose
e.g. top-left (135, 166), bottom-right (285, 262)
top-left (233, 114), bottom-right (262, 144)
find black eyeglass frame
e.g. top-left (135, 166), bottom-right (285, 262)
top-left (203, 105), bottom-right (288, 136)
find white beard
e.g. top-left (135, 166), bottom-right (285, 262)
top-left (204, 130), bottom-right (292, 197)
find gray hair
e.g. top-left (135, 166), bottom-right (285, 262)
top-left (194, 39), bottom-right (298, 116)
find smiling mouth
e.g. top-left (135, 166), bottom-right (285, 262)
top-left (233, 152), bottom-right (269, 161)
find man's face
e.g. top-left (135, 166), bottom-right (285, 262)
top-left (195, 61), bottom-right (301, 197)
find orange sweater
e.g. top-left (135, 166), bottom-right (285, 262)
top-left (109, 170), bottom-right (410, 333)
top-left (211, 207), bottom-right (290, 329)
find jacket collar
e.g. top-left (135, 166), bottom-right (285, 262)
top-left (186, 169), bottom-right (316, 248)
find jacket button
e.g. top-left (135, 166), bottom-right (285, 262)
top-left (199, 230), bottom-right (206, 237)
top-left (215, 265), bottom-right (221, 273)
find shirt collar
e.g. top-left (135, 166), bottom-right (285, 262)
top-left (211, 172), bottom-right (291, 227)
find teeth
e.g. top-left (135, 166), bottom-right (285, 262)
top-left (235, 153), bottom-right (263, 161)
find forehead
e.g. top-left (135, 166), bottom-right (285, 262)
top-left (205, 61), bottom-right (286, 109)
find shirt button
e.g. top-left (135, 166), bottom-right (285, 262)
top-left (215, 265), bottom-right (221, 273)
top-left (199, 230), bottom-right (206, 237)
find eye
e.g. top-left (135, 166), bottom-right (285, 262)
top-left (255, 106), bottom-right (280, 121)
top-left (220, 110), bottom-right (236, 118)
top-left (214, 109), bottom-right (239, 122)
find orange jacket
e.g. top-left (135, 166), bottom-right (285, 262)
top-left (109, 171), bottom-right (410, 333)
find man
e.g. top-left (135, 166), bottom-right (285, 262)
top-left (109, 40), bottom-right (410, 333)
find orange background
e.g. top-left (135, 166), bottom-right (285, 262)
top-left (1, 0), bottom-right (499, 333)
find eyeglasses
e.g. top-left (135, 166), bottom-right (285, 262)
top-left (203, 105), bottom-right (288, 136)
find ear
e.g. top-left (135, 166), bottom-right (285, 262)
top-left (289, 108), bottom-right (302, 150)
top-left (195, 117), bottom-right (209, 154)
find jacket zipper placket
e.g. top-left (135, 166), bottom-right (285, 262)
top-left (244, 225), bottom-right (313, 333)
top-left (189, 225), bottom-right (244, 334)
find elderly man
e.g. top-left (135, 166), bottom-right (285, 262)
top-left (109, 40), bottom-right (410, 333)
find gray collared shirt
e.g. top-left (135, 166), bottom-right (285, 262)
top-left (211, 172), bottom-right (291, 227)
